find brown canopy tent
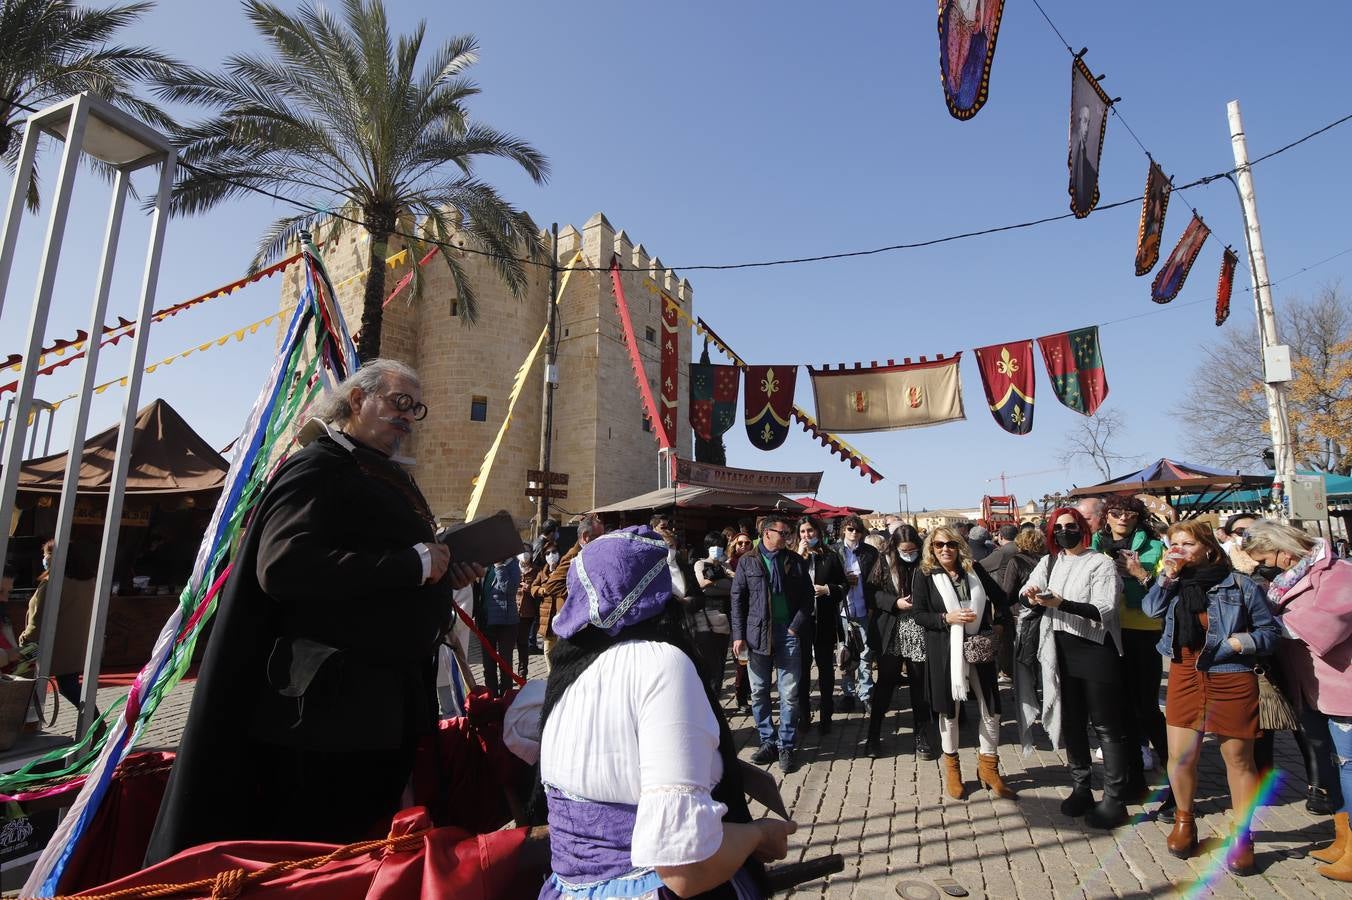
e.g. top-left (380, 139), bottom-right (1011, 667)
top-left (1068, 457), bottom-right (1272, 519)
top-left (14, 398), bottom-right (228, 495)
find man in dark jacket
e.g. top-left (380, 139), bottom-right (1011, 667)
top-left (979, 525), bottom-right (1021, 583)
top-left (731, 514), bottom-right (813, 774)
top-left (146, 359), bottom-right (483, 863)
top-left (833, 515), bottom-right (880, 712)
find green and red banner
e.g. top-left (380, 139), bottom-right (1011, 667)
top-left (1037, 326), bottom-right (1108, 416)
top-left (690, 362), bottom-right (739, 442)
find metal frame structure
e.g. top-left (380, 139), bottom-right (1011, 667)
top-left (0, 92), bottom-right (176, 746)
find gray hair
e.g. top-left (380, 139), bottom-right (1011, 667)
top-left (575, 514), bottom-right (604, 538)
top-left (1241, 520), bottom-right (1317, 559)
top-left (313, 358), bottom-right (420, 425)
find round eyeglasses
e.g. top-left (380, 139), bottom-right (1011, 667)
top-left (382, 392), bottom-right (428, 421)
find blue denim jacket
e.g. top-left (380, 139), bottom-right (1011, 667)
top-left (1140, 571), bottom-right (1280, 672)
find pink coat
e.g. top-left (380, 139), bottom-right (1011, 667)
top-left (1273, 553), bottom-right (1352, 716)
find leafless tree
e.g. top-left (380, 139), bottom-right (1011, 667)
top-left (1175, 283), bottom-right (1352, 474)
top-left (1057, 409), bottom-right (1135, 481)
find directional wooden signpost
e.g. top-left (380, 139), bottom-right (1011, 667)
top-left (526, 469), bottom-right (569, 500)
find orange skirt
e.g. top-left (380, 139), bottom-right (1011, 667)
top-left (1166, 648), bottom-right (1260, 740)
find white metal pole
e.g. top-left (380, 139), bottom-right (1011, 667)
top-left (32, 169), bottom-right (130, 712)
top-left (0, 95), bottom-right (90, 581)
top-left (77, 151), bottom-right (176, 738)
top-left (1226, 100), bottom-right (1297, 521)
top-left (0, 108), bottom-right (43, 321)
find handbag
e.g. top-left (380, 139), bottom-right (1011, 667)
top-left (1254, 662), bottom-right (1299, 732)
top-left (895, 614), bottom-right (927, 661)
top-left (962, 629), bottom-right (998, 664)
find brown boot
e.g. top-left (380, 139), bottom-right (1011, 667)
top-left (941, 752), bottom-right (966, 800)
top-left (1226, 829), bottom-right (1255, 877)
top-left (1166, 810), bottom-right (1197, 859)
top-left (1312, 812), bottom-right (1350, 864)
top-left (977, 753), bottom-right (1018, 799)
top-left (1317, 825), bottom-right (1352, 882)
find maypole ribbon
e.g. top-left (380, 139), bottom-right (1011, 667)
top-left (464, 252), bottom-right (582, 521)
top-left (21, 240), bottom-right (360, 897)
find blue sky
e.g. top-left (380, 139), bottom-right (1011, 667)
top-left (2, 0), bottom-right (1349, 515)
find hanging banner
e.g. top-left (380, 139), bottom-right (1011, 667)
top-left (973, 340), bottom-right (1035, 435)
top-left (673, 458), bottom-right (822, 494)
top-left (1038, 326), bottom-right (1109, 416)
top-left (660, 296), bottom-right (679, 443)
top-left (1135, 161), bottom-right (1172, 276)
top-left (938, 0), bottom-right (1007, 120)
top-left (744, 365), bottom-right (797, 451)
top-left (1068, 56), bottom-right (1111, 218)
top-left (1216, 247), bottom-right (1238, 327)
top-left (808, 355), bottom-right (965, 434)
top-left (609, 258), bottom-right (671, 449)
top-left (1151, 213), bottom-right (1210, 303)
top-left (689, 362), bottom-right (739, 442)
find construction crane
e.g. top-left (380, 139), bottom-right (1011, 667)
top-left (986, 466), bottom-right (1067, 496)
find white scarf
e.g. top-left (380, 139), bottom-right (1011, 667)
top-left (931, 568), bottom-right (988, 702)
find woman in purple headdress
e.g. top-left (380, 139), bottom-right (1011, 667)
top-left (536, 525), bottom-right (797, 898)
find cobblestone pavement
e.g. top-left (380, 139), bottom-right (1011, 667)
top-left (43, 653), bottom-right (1344, 899)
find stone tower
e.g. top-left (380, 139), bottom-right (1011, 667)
top-left (279, 212), bottom-right (693, 528)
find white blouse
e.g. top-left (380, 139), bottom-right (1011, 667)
top-left (1021, 550), bottom-right (1124, 654)
top-left (539, 640), bottom-right (727, 868)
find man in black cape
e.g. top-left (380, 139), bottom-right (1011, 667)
top-left (146, 359), bottom-right (483, 863)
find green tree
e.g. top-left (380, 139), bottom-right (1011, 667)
top-left (1, 0), bottom-right (181, 210)
top-left (158, 0), bottom-right (548, 358)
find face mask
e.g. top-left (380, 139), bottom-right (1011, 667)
top-left (546, 552), bottom-right (561, 567)
top-left (1054, 529), bottom-right (1082, 550)
top-left (899, 551), bottom-right (920, 564)
top-left (1253, 563), bottom-right (1282, 582)
top-left (806, 536), bottom-right (820, 548)
top-left (42, 557), bottom-right (50, 571)
top-left (708, 546), bottom-right (725, 561)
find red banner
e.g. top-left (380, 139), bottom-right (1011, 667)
top-left (973, 340), bottom-right (1035, 435)
top-left (608, 258), bottom-right (670, 449)
top-left (1216, 247), bottom-right (1238, 327)
top-left (660, 298), bottom-right (679, 445)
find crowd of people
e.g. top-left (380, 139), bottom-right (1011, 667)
top-left (527, 497), bottom-right (1350, 885)
top-left (88, 358), bottom-right (1346, 895)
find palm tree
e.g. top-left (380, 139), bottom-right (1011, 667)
top-left (0, 0), bottom-right (182, 210)
top-left (157, 0), bottom-right (549, 359)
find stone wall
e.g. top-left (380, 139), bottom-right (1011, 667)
top-left (280, 212), bottom-right (691, 529)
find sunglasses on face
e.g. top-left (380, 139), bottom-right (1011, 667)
top-left (382, 392), bottom-right (428, 420)
top-left (1053, 524), bottom-right (1081, 533)
top-left (1107, 509), bottom-right (1138, 519)
top-left (932, 540), bottom-right (961, 550)
top-left (1232, 527), bottom-right (1248, 536)
top-left (766, 529), bottom-right (791, 537)
top-left (844, 526), bottom-right (861, 532)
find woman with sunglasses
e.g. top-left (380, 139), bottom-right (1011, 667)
top-left (1241, 521), bottom-right (1352, 882)
top-left (912, 526), bottom-right (1016, 800)
top-left (727, 532), bottom-right (755, 713)
top-left (1019, 506), bottom-right (1129, 829)
top-left (1090, 493), bottom-right (1170, 809)
top-left (1141, 520), bottom-right (1279, 875)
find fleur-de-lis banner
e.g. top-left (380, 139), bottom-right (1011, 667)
top-left (1135, 161), bottom-right (1172, 276)
top-left (744, 365), bottom-right (797, 450)
top-left (1151, 213), bottom-right (1210, 303)
top-left (1216, 247), bottom-right (1239, 327)
top-left (974, 340), bottom-right (1035, 435)
top-left (689, 361), bottom-right (739, 441)
top-left (660, 298), bottom-right (679, 443)
top-left (1068, 56), bottom-right (1111, 218)
top-left (1038, 326), bottom-right (1108, 416)
top-left (807, 356), bottom-right (965, 433)
top-left (938, 0), bottom-right (1007, 120)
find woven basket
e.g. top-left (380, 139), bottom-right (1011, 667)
top-left (0, 676), bottom-right (37, 752)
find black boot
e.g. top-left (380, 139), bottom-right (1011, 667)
top-left (1061, 761), bottom-right (1094, 817)
top-left (1085, 740), bottom-right (1131, 829)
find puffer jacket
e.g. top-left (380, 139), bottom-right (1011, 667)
top-left (1141, 571), bottom-right (1279, 672)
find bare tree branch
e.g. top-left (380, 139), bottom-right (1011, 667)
top-left (1057, 409), bottom-right (1135, 481)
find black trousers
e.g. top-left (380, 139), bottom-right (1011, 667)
top-left (869, 653), bottom-right (933, 743)
top-left (797, 600), bottom-right (839, 726)
top-left (693, 629), bottom-right (731, 699)
top-left (1119, 628), bottom-right (1169, 783)
top-left (258, 741), bottom-right (415, 845)
top-left (1253, 702), bottom-right (1343, 808)
top-left (1056, 631), bottom-right (1127, 791)
top-left (482, 623), bottom-right (518, 696)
